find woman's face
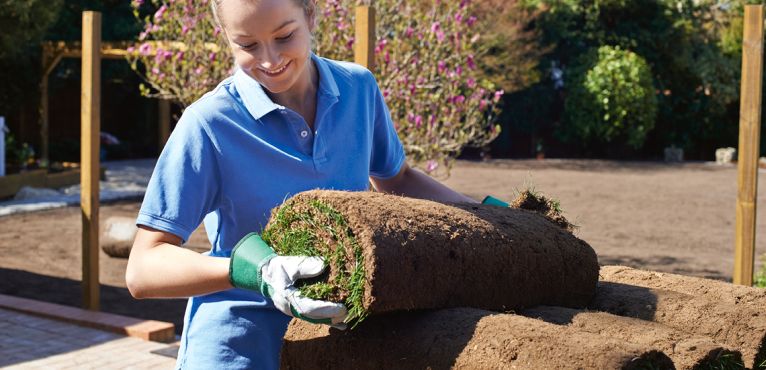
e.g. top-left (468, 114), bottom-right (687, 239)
top-left (218, 0), bottom-right (314, 95)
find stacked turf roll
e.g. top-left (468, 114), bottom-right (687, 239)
top-left (261, 190), bottom-right (600, 324)
top-left (281, 308), bottom-right (675, 370)
top-left (521, 306), bottom-right (744, 370)
top-left (593, 267), bottom-right (766, 369)
top-left (265, 190), bottom-right (763, 369)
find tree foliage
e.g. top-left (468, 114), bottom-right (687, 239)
top-left (127, 0), bottom-right (230, 106)
top-left (129, 0), bottom-right (503, 175)
top-left (0, 0), bottom-right (63, 118)
top-left (516, 0), bottom-right (745, 158)
top-left (0, 0), bottom-right (62, 60)
top-left (314, 0), bottom-right (503, 174)
top-left (563, 46), bottom-right (656, 149)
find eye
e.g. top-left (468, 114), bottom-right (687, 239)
top-left (238, 42), bottom-right (258, 51)
top-left (277, 32), bottom-right (294, 42)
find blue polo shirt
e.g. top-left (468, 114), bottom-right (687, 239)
top-left (136, 54), bottom-right (405, 369)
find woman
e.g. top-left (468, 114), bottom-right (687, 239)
top-left (126, 0), bottom-right (477, 368)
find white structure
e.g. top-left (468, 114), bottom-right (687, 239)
top-left (715, 147), bottom-right (737, 164)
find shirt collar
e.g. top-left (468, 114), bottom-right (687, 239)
top-left (312, 53), bottom-right (339, 98)
top-left (233, 53), bottom-right (339, 121)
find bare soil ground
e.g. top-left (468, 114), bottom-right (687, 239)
top-left (0, 159), bottom-right (764, 332)
top-left (442, 159), bottom-right (766, 280)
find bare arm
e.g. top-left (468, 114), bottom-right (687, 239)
top-left (125, 226), bottom-right (232, 299)
top-left (370, 163), bottom-right (478, 204)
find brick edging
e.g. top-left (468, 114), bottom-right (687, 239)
top-left (0, 294), bottom-right (175, 343)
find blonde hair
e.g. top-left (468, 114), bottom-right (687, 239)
top-left (210, 0), bottom-right (316, 28)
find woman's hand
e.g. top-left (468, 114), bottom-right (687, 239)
top-left (230, 233), bottom-right (348, 328)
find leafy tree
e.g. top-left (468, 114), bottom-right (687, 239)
top-left (518, 0), bottom-right (743, 158)
top-left (0, 0), bottom-right (63, 118)
top-left (563, 46), bottom-right (656, 149)
top-left (0, 0), bottom-right (62, 59)
top-left (129, 0), bottom-right (503, 175)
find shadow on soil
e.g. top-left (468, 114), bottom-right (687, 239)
top-left (282, 308), bottom-right (484, 369)
top-left (0, 268), bottom-right (186, 334)
top-left (587, 282), bottom-right (659, 322)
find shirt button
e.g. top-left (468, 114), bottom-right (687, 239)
top-left (300, 130), bottom-right (309, 138)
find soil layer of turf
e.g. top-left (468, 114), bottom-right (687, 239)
top-left (280, 308), bottom-right (675, 370)
top-left (522, 306), bottom-right (744, 370)
top-left (589, 281), bottom-right (766, 369)
top-left (600, 265), bottom-right (766, 309)
top-left (262, 190), bottom-right (599, 325)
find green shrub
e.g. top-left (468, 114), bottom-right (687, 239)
top-left (519, 0), bottom-right (745, 159)
top-left (563, 45), bottom-right (657, 149)
top-left (756, 254), bottom-right (766, 289)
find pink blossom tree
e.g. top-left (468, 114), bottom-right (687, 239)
top-left (316, 0), bottom-right (503, 175)
top-left (129, 0), bottom-right (502, 175)
top-left (127, 0), bottom-right (230, 106)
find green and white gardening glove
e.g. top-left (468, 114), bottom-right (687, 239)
top-left (229, 233), bottom-right (348, 329)
top-left (482, 195), bottom-right (509, 207)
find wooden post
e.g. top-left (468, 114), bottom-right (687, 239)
top-left (354, 4), bottom-right (375, 69)
top-left (81, 11), bottom-right (101, 310)
top-left (734, 5), bottom-right (763, 286)
top-left (158, 99), bottom-right (171, 152)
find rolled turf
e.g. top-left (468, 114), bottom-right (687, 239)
top-left (589, 281), bottom-right (766, 369)
top-left (262, 190), bottom-right (599, 324)
top-left (280, 308), bottom-right (675, 370)
top-left (521, 306), bottom-right (744, 370)
top-left (600, 265), bottom-right (766, 308)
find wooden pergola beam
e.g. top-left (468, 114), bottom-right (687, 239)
top-left (42, 41), bottom-right (134, 60)
top-left (39, 39), bottom-right (196, 166)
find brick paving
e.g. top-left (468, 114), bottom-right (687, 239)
top-left (0, 308), bottom-right (177, 369)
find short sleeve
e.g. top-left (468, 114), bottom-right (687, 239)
top-left (136, 108), bottom-right (221, 243)
top-left (368, 73), bottom-right (406, 179)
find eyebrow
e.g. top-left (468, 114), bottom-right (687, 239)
top-left (272, 19), bottom-right (296, 33)
top-left (232, 19), bottom-right (297, 40)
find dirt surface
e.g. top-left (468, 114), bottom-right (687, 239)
top-left (0, 200), bottom-right (211, 333)
top-left (600, 265), bottom-right (766, 307)
top-left (521, 306), bottom-right (743, 370)
top-left (0, 159), bottom-right (764, 334)
top-left (268, 190), bottom-right (598, 316)
top-left (281, 307), bottom-right (675, 370)
top-left (590, 281), bottom-right (766, 368)
top-left (441, 160), bottom-right (766, 280)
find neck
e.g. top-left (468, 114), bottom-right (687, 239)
top-left (269, 57), bottom-right (318, 110)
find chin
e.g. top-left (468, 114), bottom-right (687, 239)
top-left (254, 69), bottom-right (299, 94)
top-left (258, 79), bottom-right (293, 94)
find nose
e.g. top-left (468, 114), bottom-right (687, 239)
top-left (258, 45), bottom-right (283, 70)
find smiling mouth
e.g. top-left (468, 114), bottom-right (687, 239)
top-left (258, 61), bottom-right (291, 76)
